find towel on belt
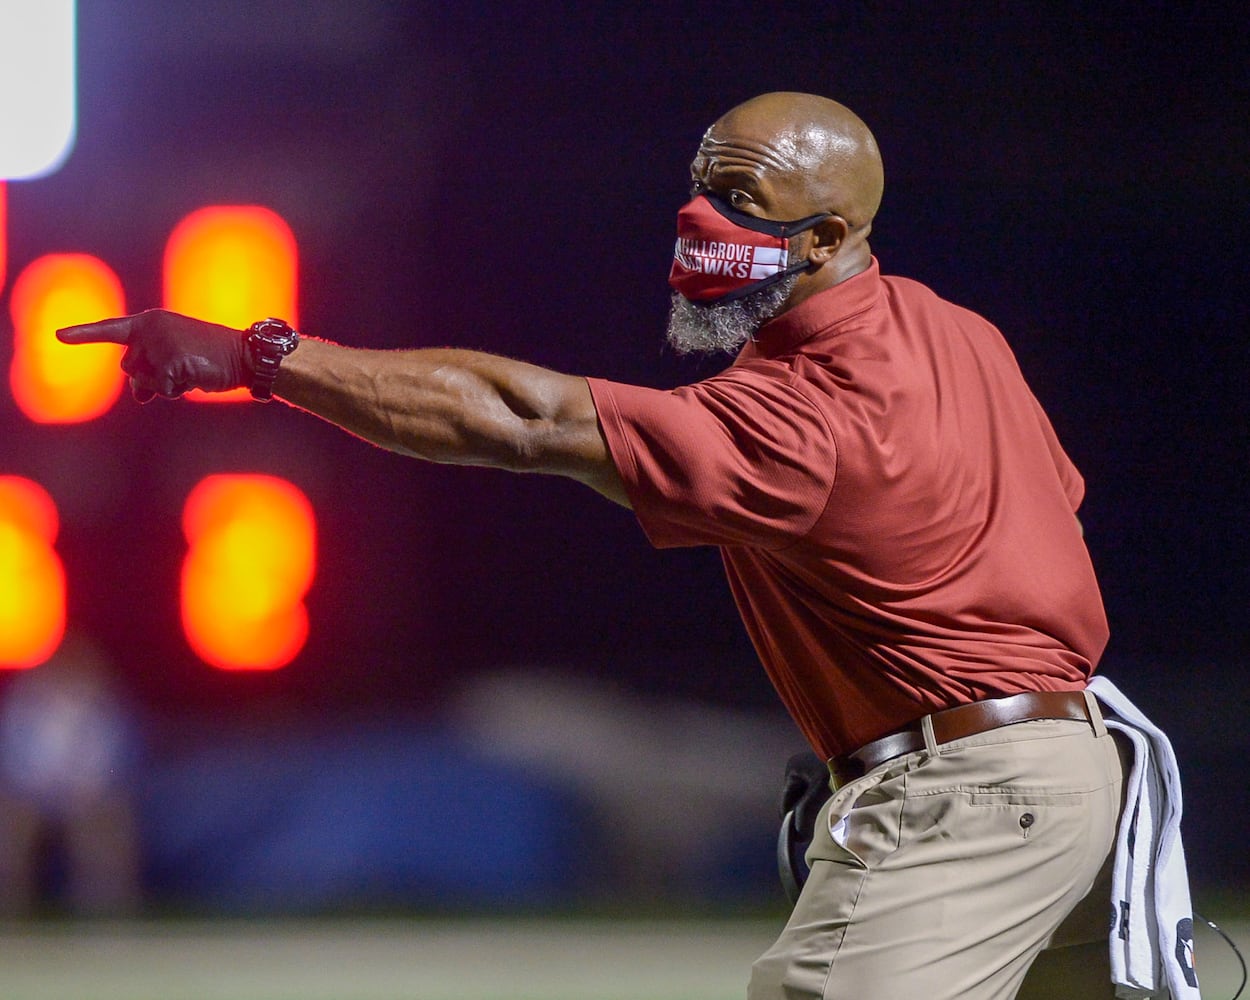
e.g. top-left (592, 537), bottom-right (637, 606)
top-left (1088, 675), bottom-right (1200, 1000)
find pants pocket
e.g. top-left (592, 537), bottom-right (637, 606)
top-left (806, 769), bottom-right (902, 870)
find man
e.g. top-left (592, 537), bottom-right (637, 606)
top-left (60, 93), bottom-right (1123, 998)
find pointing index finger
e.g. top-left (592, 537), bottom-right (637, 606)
top-left (56, 315), bottom-right (135, 345)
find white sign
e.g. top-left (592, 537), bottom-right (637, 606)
top-left (0, 0), bottom-right (76, 180)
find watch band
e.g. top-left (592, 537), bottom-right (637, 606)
top-left (245, 318), bottom-right (300, 401)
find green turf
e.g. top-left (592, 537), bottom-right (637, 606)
top-left (0, 911), bottom-right (1244, 1000)
top-left (0, 916), bottom-right (781, 1000)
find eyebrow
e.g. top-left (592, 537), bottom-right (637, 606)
top-left (690, 159), bottom-right (765, 192)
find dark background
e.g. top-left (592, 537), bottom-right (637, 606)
top-left (1, 2), bottom-right (1246, 888)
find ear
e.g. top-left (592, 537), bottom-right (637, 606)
top-left (806, 215), bottom-right (850, 265)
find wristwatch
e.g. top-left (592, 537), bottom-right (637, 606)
top-left (245, 318), bottom-right (300, 401)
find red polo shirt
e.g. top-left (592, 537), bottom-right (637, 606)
top-left (587, 259), bottom-right (1108, 758)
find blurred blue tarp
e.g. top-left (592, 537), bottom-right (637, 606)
top-left (138, 723), bottom-right (590, 912)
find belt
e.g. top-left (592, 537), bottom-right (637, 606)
top-left (829, 689), bottom-right (1094, 789)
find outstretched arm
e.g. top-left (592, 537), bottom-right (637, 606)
top-left (276, 338), bottom-right (627, 504)
top-left (57, 310), bottom-right (629, 507)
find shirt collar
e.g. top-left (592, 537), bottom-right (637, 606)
top-left (738, 256), bottom-right (883, 360)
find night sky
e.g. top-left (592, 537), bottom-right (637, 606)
top-left (1, 1), bottom-right (1246, 750)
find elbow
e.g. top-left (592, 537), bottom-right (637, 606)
top-left (489, 421), bottom-right (549, 473)
top-left (479, 417), bottom-right (574, 475)
top-left (438, 414), bottom-right (545, 473)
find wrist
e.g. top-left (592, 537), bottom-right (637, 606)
top-left (244, 318), bottom-right (300, 401)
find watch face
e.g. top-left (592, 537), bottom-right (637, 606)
top-left (250, 319), bottom-right (299, 353)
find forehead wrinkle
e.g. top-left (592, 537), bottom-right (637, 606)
top-left (698, 131), bottom-right (798, 175)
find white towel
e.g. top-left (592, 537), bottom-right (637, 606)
top-left (1088, 675), bottom-right (1200, 1000)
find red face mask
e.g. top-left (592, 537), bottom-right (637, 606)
top-left (668, 193), bottom-right (830, 303)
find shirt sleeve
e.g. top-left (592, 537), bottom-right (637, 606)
top-left (1029, 392), bottom-right (1085, 511)
top-left (587, 368), bottom-right (838, 549)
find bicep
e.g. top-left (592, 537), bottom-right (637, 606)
top-left (519, 373), bottom-right (629, 507)
top-left (403, 356), bottom-right (630, 505)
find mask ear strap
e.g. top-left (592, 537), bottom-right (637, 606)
top-left (712, 257), bottom-right (815, 304)
top-left (781, 212), bottom-right (834, 237)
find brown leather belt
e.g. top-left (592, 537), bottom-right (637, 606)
top-left (829, 689), bottom-right (1094, 789)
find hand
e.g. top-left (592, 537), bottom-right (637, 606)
top-left (780, 750), bottom-right (832, 842)
top-left (777, 750), bottom-right (832, 903)
top-left (57, 309), bottom-right (249, 403)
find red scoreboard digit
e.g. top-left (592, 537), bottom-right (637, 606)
top-left (0, 476), bottom-right (66, 670)
top-left (181, 474), bottom-right (316, 671)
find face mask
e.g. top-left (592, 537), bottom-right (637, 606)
top-left (668, 193), bottom-right (830, 303)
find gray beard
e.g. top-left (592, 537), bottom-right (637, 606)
top-left (664, 273), bottom-right (800, 356)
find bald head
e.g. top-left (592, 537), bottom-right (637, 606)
top-left (685, 92), bottom-right (884, 301)
top-left (701, 92), bottom-right (884, 230)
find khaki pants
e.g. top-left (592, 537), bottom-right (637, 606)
top-left (749, 714), bottom-right (1124, 1000)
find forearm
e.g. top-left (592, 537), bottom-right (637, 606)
top-left (272, 338), bottom-right (627, 500)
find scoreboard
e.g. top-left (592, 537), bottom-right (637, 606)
top-left (1, 187), bottom-right (315, 673)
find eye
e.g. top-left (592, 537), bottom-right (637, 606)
top-left (727, 190), bottom-right (750, 208)
top-left (689, 180), bottom-right (707, 198)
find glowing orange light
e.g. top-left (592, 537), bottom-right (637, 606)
top-left (164, 206), bottom-right (298, 403)
top-left (0, 477), bottom-right (66, 669)
top-left (181, 475), bottom-right (315, 670)
top-left (9, 253), bottom-right (126, 424)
